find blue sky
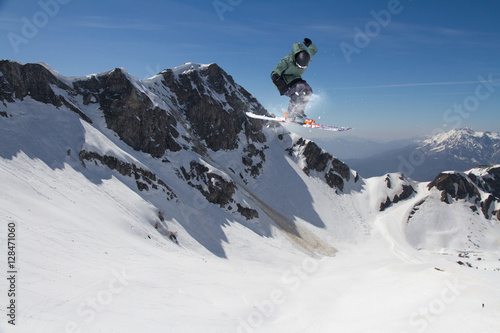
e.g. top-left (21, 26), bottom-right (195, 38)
top-left (1, 0), bottom-right (499, 140)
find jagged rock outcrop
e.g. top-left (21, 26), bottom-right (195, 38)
top-left (466, 166), bottom-right (500, 219)
top-left (292, 138), bottom-right (356, 192)
top-left (0, 61), bottom-right (91, 122)
top-left (428, 166), bottom-right (500, 219)
top-left (0, 61), bottom-right (68, 104)
top-left (178, 160), bottom-right (258, 220)
top-left (242, 144), bottom-right (268, 178)
top-left (0, 61), bottom-right (269, 160)
top-left (180, 160), bottom-right (236, 207)
top-left (73, 68), bottom-right (182, 158)
top-left (467, 166), bottom-right (500, 198)
top-left (1, 59), bottom-right (367, 248)
top-left (158, 64), bottom-right (267, 152)
top-left (79, 150), bottom-right (176, 200)
top-left (428, 172), bottom-right (481, 204)
top-left (379, 174), bottom-right (416, 211)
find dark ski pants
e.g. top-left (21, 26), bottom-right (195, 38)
top-left (285, 80), bottom-right (313, 119)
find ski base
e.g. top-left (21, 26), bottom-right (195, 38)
top-left (246, 112), bottom-right (352, 132)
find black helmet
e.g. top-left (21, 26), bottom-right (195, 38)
top-left (295, 51), bottom-right (310, 69)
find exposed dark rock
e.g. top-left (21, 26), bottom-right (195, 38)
top-left (237, 204), bottom-right (259, 220)
top-left (180, 161), bottom-right (236, 207)
top-left (296, 139), bottom-right (352, 191)
top-left (428, 172), bottom-right (481, 204)
top-left (178, 160), bottom-right (259, 219)
top-left (79, 150), bottom-right (176, 200)
top-left (385, 175), bottom-right (392, 189)
top-left (75, 68), bottom-right (182, 157)
top-left (0, 61), bottom-right (92, 123)
top-left (481, 195), bottom-right (495, 219)
top-left (354, 172), bottom-right (360, 183)
top-left (407, 198), bottom-right (427, 223)
top-left (325, 173), bottom-right (345, 192)
top-left (380, 197), bottom-right (392, 211)
top-left (468, 166), bottom-right (500, 198)
top-left (380, 184), bottom-right (416, 211)
top-left (464, 166), bottom-right (500, 219)
top-left (426, 169), bottom-right (500, 220)
top-left (242, 144), bottom-right (267, 178)
top-left (1, 59), bottom-right (368, 246)
top-left (0, 61), bottom-right (67, 104)
top-left (301, 138), bottom-right (331, 173)
top-left (394, 185), bottom-right (416, 204)
top-left (159, 64), bottom-right (266, 152)
top-left (331, 159), bottom-right (350, 182)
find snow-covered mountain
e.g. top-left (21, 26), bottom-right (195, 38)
top-left (347, 128), bottom-right (500, 181)
top-left (1, 60), bottom-right (500, 333)
top-left (422, 127), bottom-right (500, 164)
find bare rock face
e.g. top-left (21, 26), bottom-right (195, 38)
top-left (1, 59), bottom-right (365, 230)
top-left (71, 64), bottom-right (268, 158)
top-left (428, 166), bottom-right (500, 219)
top-left (159, 64), bottom-right (267, 152)
top-left (79, 150), bottom-right (176, 201)
top-left (294, 138), bottom-right (355, 192)
top-left (74, 68), bottom-right (182, 157)
top-left (0, 61), bottom-right (92, 122)
top-left (428, 172), bottom-right (481, 204)
top-left (0, 61), bottom-right (67, 104)
top-left (466, 166), bottom-right (500, 219)
top-left (179, 160), bottom-right (259, 219)
top-left (467, 166), bottom-right (500, 199)
top-left (180, 161), bottom-right (236, 207)
top-left (379, 174), bottom-right (416, 211)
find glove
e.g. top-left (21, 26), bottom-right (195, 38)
top-left (271, 73), bottom-right (288, 95)
top-left (304, 38), bottom-right (312, 47)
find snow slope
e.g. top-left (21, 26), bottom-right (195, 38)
top-left (1, 62), bottom-right (500, 333)
top-left (3, 152), bottom-right (500, 333)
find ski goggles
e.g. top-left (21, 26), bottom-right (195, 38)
top-left (295, 62), bottom-right (308, 69)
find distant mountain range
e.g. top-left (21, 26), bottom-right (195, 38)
top-left (312, 136), bottom-right (416, 160)
top-left (346, 128), bottom-right (500, 181)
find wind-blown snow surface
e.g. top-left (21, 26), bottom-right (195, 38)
top-left (1, 65), bottom-right (500, 332)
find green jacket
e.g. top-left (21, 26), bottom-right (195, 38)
top-left (271, 42), bottom-right (318, 86)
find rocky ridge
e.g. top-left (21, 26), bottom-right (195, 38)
top-left (2, 60), bottom-right (499, 258)
top-left (0, 60), bottom-right (360, 256)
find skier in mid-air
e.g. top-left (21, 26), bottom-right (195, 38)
top-left (249, 40), bottom-right (350, 131)
top-left (271, 38), bottom-right (318, 123)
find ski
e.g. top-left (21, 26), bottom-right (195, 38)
top-left (246, 112), bottom-right (352, 132)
